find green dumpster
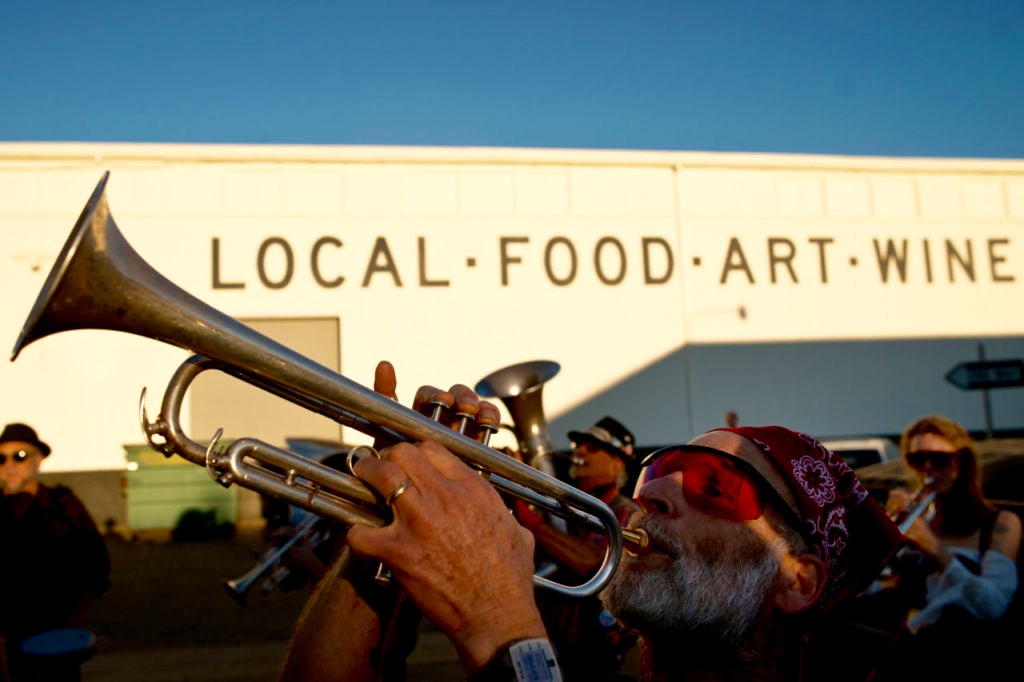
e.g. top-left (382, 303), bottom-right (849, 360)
top-left (124, 444), bottom-right (237, 530)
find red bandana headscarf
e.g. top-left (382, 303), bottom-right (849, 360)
top-left (715, 426), bottom-right (905, 613)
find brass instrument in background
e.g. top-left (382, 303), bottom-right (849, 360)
top-left (222, 513), bottom-right (331, 606)
top-left (11, 172), bottom-right (648, 597)
top-left (476, 360), bottom-right (562, 478)
top-left (477, 360), bottom-right (569, 571)
top-left (892, 477), bottom-right (937, 534)
top-left (876, 477), bottom-right (938, 584)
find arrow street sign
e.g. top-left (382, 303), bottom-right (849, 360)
top-left (945, 359), bottom-right (1024, 391)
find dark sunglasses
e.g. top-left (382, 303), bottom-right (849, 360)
top-left (636, 445), bottom-right (804, 533)
top-left (0, 449), bottom-right (35, 465)
top-left (905, 449), bottom-right (958, 471)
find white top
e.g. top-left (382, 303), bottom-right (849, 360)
top-left (907, 546), bottom-right (1019, 633)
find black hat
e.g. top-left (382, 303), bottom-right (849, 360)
top-left (0, 423), bottom-right (51, 457)
top-left (568, 416), bottom-right (636, 463)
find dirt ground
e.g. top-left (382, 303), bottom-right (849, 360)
top-left (78, 526), bottom-right (461, 682)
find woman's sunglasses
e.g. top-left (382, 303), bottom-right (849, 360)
top-left (905, 449), bottom-right (958, 471)
top-left (636, 444), bottom-right (804, 533)
top-left (0, 449), bottom-right (35, 465)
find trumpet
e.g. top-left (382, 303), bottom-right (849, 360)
top-left (11, 172), bottom-right (649, 597)
top-left (223, 513), bottom-right (331, 606)
top-left (891, 477), bottom-right (937, 534)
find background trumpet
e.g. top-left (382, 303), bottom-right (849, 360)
top-left (223, 513), bottom-right (332, 606)
top-left (891, 476), bottom-right (937, 534)
top-left (11, 171), bottom-right (648, 597)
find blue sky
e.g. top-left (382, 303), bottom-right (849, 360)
top-left (3, 1), bottom-right (1022, 158)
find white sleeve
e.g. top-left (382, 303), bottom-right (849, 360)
top-left (907, 550), bottom-right (1018, 633)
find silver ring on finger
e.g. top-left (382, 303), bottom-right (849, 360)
top-left (386, 479), bottom-right (414, 506)
top-left (346, 445), bottom-right (381, 475)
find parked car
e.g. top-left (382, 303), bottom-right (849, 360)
top-left (821, 437), bottom-right (900, 470)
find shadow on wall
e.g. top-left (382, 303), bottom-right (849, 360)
top-left (549, 336), bottom-right (1024, 451)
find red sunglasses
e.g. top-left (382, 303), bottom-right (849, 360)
top-left (637, 445), bottom-right (804, 533)
top-left (905, 449), bottom-right (958, 471)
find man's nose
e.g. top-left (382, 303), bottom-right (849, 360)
top-left (634, 475), bottom-right (681, 516)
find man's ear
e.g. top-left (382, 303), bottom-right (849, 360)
top-left (774, 554), bottom-right (826, 614)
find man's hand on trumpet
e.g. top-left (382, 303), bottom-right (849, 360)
top-left (347, 362), bottom-right (547, 674)
top-left (280, 361), bottom-right (549, 682)
top-left (371, 360), bottom-right (503, 445)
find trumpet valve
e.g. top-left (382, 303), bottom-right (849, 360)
top-left (478, 420), bottom-right (499, 447)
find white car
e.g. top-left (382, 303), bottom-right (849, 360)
top-left (821, 437), bottom-right (900, 469)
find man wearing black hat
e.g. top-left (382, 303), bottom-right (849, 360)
top-left (0, 422), bottom-right (111, 681)
top-left (512, 416), bottom-right (641, 678)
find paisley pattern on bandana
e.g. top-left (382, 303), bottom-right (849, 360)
top-left (792, 455), bottom-right (836, 507)
top-left (714, 426), bottom-right (905, 613)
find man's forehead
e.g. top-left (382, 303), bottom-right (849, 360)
top-left (0, 440), bottom-right (34, 452)
top-left (687, 431), bottom-right (798, 509)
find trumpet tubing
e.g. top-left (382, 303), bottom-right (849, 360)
top-left (11, 172), bottom-right (630, 598)
top-left (891, 478), bottom-right (937, 534)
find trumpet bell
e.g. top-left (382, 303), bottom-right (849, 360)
top-left (13, 171), bottom-right (120, 359)
top-left (12, 172), bottom-right (225, 361)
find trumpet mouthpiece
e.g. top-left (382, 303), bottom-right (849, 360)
top-left (622, 527), bottom-right (652, 557)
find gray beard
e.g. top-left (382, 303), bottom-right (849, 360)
top-left (600, 521), bottom-right (782, 646)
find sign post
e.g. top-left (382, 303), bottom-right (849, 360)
top-left (945, 346), bottom-right (1024, 439)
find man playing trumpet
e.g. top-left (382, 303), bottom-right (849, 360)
top-left (279, 361), bottom-right (906, 682)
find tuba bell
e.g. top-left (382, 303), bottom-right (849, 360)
top-left (476, 360), bottom-right (561, 478)
top-left (11, 172), bottom-right (649, 596)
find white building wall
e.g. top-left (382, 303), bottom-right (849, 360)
top-left (1, 143), bottom-right (1023, 472)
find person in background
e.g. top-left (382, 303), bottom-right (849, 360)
top-left (280, 362), bottom-right (907, 682)
top-left (0, 422), bottom-right (111, 681)
top-left (869, 414), bottom-right (1021, 680)
top-left (724, 410), bottom-right (740, 428)
top-left (512, 416), bottom-right (640, 678)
